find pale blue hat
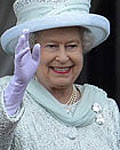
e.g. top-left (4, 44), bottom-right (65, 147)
top-left (1, 0), bottom-right (110, 55)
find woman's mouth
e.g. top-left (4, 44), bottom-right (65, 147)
top-left (50, 66), bottom-right (72, 74)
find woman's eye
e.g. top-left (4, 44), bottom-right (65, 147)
top-left (44, 44), bottom-right (59, 52)
top-left (66, 44), bottom-right (78, 49)
top-left (46, 44), bottom-right (58, 48)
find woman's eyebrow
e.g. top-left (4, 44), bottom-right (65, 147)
top-left (66, 40), bottom-right (81, 44)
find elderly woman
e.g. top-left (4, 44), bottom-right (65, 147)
top-left (0, 0), bottom-right (120, 150)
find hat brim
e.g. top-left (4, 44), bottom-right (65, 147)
top-left (1, 13), bottom-right (110, 55)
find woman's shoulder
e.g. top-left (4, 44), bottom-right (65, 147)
top-left (75, 83), bottom-right (107, 98)
top-left (75, 83), bottom-right (106, 91)
top-left (83, 84), bottom-right (119, 105)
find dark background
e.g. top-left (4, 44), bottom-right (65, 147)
top-left (0, 0), bottom-right (120, 108)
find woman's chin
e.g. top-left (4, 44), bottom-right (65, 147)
top-left (50, 79), bottom-right (73, 88)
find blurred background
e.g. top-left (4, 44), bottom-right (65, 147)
top-left (0, 0), bottom-right (120, 108)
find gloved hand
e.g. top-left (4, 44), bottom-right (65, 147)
top-left (14, 29), bottom-right (40, 85)
top-left (4, 29), bottom-right (40, 116)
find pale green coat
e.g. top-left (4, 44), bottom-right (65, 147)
top-left (0, 76), bottom-right (119, 150)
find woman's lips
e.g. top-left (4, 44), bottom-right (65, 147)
top-left (50, 66), bottom-right (72, 74)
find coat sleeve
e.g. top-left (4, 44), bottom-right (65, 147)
top-left (106, 98), bottom-right (120, 150)
top-left (0, 76), bottom-right (25, 150)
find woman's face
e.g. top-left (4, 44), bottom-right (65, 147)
top-left (36, 27), bottom-right (83, 90)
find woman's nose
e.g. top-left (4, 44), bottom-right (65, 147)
top-left (56, 46), bottom-right (69, 62)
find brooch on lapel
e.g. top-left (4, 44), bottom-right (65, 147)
top-left (91, 103), bottom-right (105, 125)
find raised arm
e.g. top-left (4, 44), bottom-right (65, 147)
top-left (0, 29), bottom-right (40, 150)
top-left (4, 29), bottom-right (40, 116)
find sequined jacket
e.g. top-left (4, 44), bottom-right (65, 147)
top-left (0, 76), bottom-right (120, 150)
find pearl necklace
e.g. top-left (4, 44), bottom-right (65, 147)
top-left (64, 85), bottom-right (81, 115)
top-left (65, 85), bottom-right (81, 105)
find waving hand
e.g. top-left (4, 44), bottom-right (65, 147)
top-left (14, 29), bottom-right (40, 85)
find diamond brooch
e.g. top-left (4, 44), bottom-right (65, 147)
top-left (92, 103), bottom-right (105, 125)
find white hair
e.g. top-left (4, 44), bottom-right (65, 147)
top-left (78, 27), bottom-right (94, 53)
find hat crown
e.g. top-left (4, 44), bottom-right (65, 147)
top-left (14, 0), bottom-right (91, 24)
top-left (1, 0), bottom-right (110, 55)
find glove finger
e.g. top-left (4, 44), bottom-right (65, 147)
top-left (32, 43), bottom-right (40, 63)
top-left (16, 47), bottom-right (30, 63)
top-left (15, 35), bottom-right (26, 55)
top-left (22, 29), bottom-right (30, 47)
top-left (22, 29), bottom-right (29, 41)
